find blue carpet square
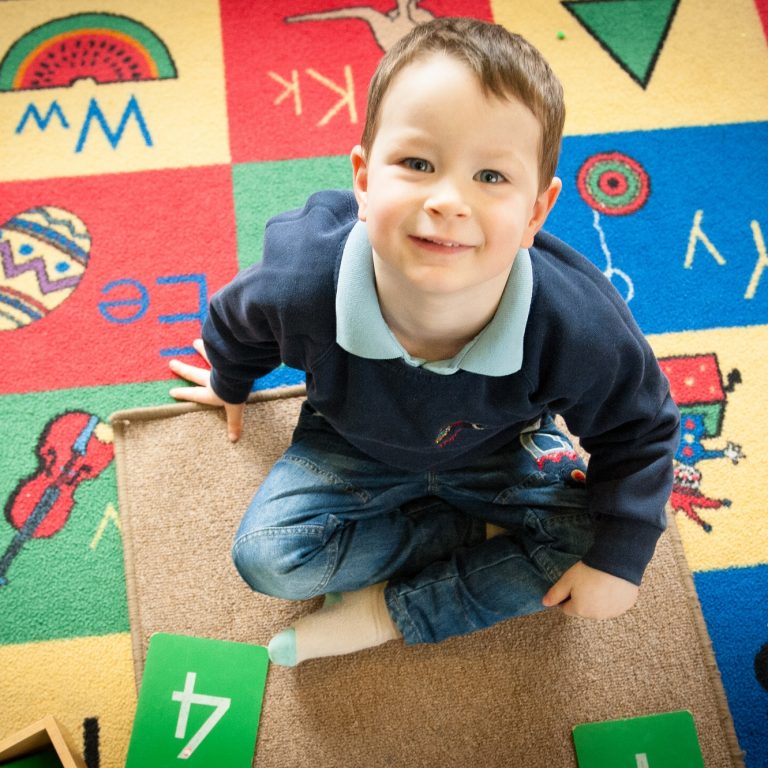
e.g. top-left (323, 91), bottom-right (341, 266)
top-left (694, 564), bottom-right (768, 767)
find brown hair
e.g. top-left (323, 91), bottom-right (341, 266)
top-left (360, 17), bottom-right (565, 193)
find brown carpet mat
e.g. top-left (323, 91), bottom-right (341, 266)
top-left (111, 386), bottom-right (744, 768)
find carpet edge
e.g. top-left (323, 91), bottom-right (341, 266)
top-left (109, 384), bottom-right (308, 426)
top-left (110, 384), bottom-right (308, 688)
top-left (667, 520), bottom-right (746, 766)
top-left (111, 414), bottom-right (146, 693)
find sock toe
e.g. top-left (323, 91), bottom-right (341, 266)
top-left (268, 627), bottom-right (297, 667)
top-left (323, 592), bottom-right (342, 607)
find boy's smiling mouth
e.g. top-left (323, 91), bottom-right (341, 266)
top-left (410, 235), bottom-right (474, 252)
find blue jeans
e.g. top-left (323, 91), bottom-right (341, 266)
top-left (232, 402), bottom-right (595, 645)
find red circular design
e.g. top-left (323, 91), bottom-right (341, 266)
top-left (598, 171), bottom-right (628, 196)
top-left (577, 151), bottom-right (650, 216)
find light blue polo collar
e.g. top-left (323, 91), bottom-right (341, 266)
top-left (335, 221), bottom-right (532, 376)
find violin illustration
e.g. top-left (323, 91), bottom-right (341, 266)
top-left (0, 410), bottom-right (114, 586)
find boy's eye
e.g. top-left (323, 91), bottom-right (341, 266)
top-left (476, 170), bottom-right (506, 184)
top-left (403, 158), bottom-right (434, 173)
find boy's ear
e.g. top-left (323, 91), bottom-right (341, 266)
top-left (521, 177), bottom-right (562, 248)
top-left (350, 145), bottom-right (368, 221)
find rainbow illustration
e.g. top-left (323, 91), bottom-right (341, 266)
top-left (0, 13), bottom-right (177, 91)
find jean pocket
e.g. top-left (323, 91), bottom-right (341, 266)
top-left (523, 508), bottom-right (596, 584)
top-left (492, 470), bottom-right (559, 502)
top-left (281, 453), bottom-right (371, 504)
top-left (524, 507), bottom-right (595, 555)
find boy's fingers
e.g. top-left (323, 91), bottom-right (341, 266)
top-left (168, 386), bottom-right (190, 401)
top-left (557, 599), bottom-right (578, 616)
top-left (169, 386), bottom-right (214, 405)
top-left (169, 346), bottom-right (244, 440)
top-left (169, 358), bottom-right (210, 387)
top-left (192, 338), bottom-right (211, 365)
top-left (542, 580), bottom-right (570, 608)
top-left (225, 402), bottom-right (246, 443)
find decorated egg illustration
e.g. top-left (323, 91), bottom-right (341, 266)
top-left (0, 206), bottom-right (91, 330)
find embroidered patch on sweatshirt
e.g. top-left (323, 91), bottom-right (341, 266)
top-left (435, 421), bottom-right (487, 448)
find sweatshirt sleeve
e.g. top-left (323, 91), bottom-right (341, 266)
top-left (530, 234), bottom-right (681, 586)
top-left (202, 263), bottom-right (284, 404)
top-left (201, 190), bottom-right (355, 404)
top-left (563, 338), bottom-right (680, 585)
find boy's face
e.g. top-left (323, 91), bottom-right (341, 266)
top-left (352, 53), bottom-right (560, 299)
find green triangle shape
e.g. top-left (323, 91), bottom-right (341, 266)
top-left (562, 0), bottom-right (680, 87)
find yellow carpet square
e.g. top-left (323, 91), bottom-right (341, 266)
top-left (0, 0), bottom-right (229, 182)
top-left (492, 0), bottom-right (768, 135)
top-left (0, 632), bottom-right (136, 768)
top-left (649, 325), bottom-right (768, 572)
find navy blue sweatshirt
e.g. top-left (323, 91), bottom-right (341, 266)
top-left (203, 190), bottom-right (680, 585)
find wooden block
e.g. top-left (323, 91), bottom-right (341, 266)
top-left (0, 716), bottom-right (86, 768)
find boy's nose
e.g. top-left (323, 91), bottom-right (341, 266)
top-left (423, 180), bottom-right (471, 218)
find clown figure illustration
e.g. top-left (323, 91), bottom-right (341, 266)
top-left (0, 206), bottom-right (91, 330)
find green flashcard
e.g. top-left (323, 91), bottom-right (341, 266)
top-left (125, 633), bottom-right (269, 767)
top-left (573, 710), bottom-right (705, 768)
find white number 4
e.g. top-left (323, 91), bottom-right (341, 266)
top-left (172, 672), bottom-right (231, 760)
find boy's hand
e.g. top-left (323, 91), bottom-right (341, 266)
top-left (168, 338), bottom-right (246, 443)
top-left (542, 561), bottom-right (638, 619)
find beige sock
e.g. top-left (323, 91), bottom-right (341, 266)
top-left (272, 582), bottom-right (402, 666)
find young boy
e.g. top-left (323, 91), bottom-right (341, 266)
top-left (169, 17), bottom-right (680, 667)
